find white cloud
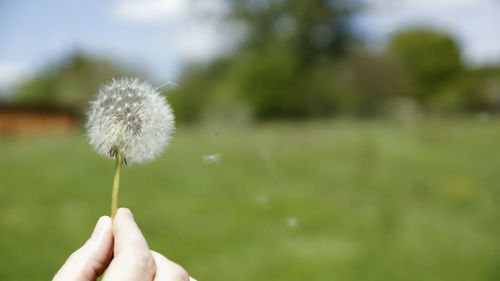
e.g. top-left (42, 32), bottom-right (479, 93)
top-left (113, 0), bottom-right (191, 23)
top-left (0, 62), bottom-right (31, 94)
top-left (111, 0), bottom-right (242, 64)
top-left (113, 0), bottom-right (229, 24)
top-left (170, 19), bottom-right (246, 62)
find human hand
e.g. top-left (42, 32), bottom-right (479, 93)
top-left (53, 208), bottom-right (196, 281)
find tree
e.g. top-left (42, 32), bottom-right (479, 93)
top-left (341, 51), bottom-right (413, 116)
top-left (388, 29), bottom-right (464, 103)
top-left (218, 0), bottom-right (357, 120)
top-left (434, 67), bottom-right (500, 113)
top-left (232, 0), bottom-right (355, 65)
top-left (168, 61), bottom-right (231, 123)
top-left (14, 54), bottom-right (130, 117)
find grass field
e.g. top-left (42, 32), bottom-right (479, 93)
top-left (0, 119), bottom-right (499, 281)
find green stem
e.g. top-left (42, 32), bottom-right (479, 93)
top-left (111, 151), bottom-right (122, 219)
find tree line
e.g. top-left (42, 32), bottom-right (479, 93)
top-left (10, 0), bottom-right (500, 123)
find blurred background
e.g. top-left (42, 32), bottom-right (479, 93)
top-left (1, 0), bottom-right (500, 280)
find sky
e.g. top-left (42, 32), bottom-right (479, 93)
top-left (0, 0), bottom-right (499, 94)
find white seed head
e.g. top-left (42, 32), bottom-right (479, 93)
top-left (86, 78), bottom-right (175, 164)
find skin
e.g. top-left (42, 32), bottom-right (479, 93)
top-left (53, 208), bottom-right (196, 281)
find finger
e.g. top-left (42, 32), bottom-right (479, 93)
top-left (150, 251), bottom-right (191, 281)
top-left (112, 208), bottom-right (150, 256)
top-left (102, 208), bottom-right (156, 281)
top-left (53, 216), bottom-right (113, 281)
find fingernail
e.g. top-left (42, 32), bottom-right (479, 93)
top-left (91, 217), bottom-right (106, 238)
top-left (119, 208), bottom-right (134, 219)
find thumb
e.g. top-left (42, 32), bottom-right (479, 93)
top-left (102, 208), bottom-right (156, 281)
top-left (53, 216), bottom-right (114, 281)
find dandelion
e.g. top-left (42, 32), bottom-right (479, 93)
top-left (86, 77), bottom-right (175, 218)
top-left (286, 217), bottom-right (298, 228)
top-left (203, 153), bottom-right (221, 164)
top-left (256, 194), bottom-right (268, 205)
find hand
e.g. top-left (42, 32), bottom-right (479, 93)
top-left (53, 208), bottom-right (196, 281)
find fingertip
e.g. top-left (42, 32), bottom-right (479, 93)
top-left (113, 208), bottom-right (135, 235)
top-left (116, 208), bottom-right (134, 219)
top-left (97, 215), bottom-right (112, 227)
top-left (89, 216), bottom-right (112, 242)
top-left (103, 212), bottom-right (156, 281)
top-left (151, 251), bottom-right (191, 281)
top-left (99, 215), bottom-right (112, 221)
top-left (113, 208), bottom-right (150, 256)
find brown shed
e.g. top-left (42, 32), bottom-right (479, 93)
top-left (0, 105), bottom-right (78, 135)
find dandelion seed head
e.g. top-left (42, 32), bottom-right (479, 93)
top-left (286, 217), bottom-right (298, 228)
top-left (256, 194), bottom-right (268, 205)
top-left (86, 77), bottom-right (175, 164)
top-left (203, 153), bottom-right (221, 164)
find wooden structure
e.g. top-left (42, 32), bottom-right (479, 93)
top-left (0, 105), bottom-right (78, 135)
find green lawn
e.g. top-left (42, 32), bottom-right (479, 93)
top-left (0, 120), bottom-right (499, 281)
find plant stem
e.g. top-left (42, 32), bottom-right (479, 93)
top-left (111, 151), bottom-right (122, 219)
